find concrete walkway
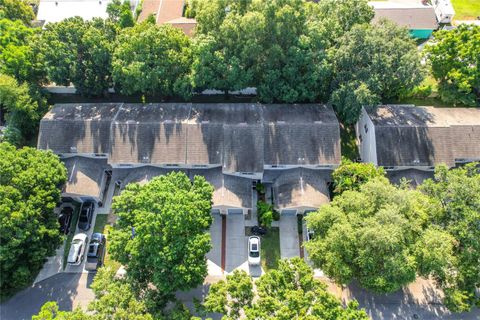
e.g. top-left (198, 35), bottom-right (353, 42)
top-left (279, 213), bottom-right (300, 259)
top-left (225, 213), bottom-right (246, 273)
top-left (206, 213), bottom-right (223, 276)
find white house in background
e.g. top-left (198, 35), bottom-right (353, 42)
top-left (36, 0), bottom-right (140, 26)
top-left (432, 0), bottom-right (455, 24)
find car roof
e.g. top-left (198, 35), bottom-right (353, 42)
top-left (87, 242), bottom-right (99, 257)
top-left (91, 233), bottom-right (103, 241)
top-left (68, 242), bottom-right (82, 262)
top-left (249, 236), bottom-right (259, 245)
top-left (73, 233), bottom-right (87, 241)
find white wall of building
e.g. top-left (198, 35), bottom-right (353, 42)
top-left (356, 107), bottom-right (378, 165)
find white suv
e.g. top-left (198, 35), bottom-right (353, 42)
top-left (248, 236), bottom-right (261, 265)
top-left (67, 233), bottom-right (88, 265)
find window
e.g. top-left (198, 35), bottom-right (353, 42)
top-left (364, 124), bottom-right (368, 133)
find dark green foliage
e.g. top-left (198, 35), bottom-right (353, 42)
top-left (112, 22), bottom-right (193, 98)
top-left (419, 164), bottom-right (480, 312)
top-left (426, 25), bottom-right (480, 106)
top-left (202, 258), bottom-right (369, 319)
top-left (257, 200), bottom-right (276, 227)
top-left (305, 177), bottom-right (439, 293)
top-left (332, 159), bottom-right (386, 195)
top-left (37, 17), bottom-right (117, 96)
top-left (0, 74), bottom-right (47, 146)
top-left (330, 20), bottom-right (424, 124)
top-left (109, 172), bottom-right (214, 309)
top-left (107, 0), bottom-right (135, 28)
top-left (0, 142), bottom-right (67, 298)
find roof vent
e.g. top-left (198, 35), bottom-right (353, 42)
top-left (70, 146), bottom-right (77, 153)
top-left (141, 156), bottom-right (149, 163)
top-left (413, 159), bottom-right (420, 164)
top-left (165, 163), bottom-right (179, 167)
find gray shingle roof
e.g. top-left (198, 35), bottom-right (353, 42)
top-left (62, 156), bottom-right (108, 198)
top-left (371, 5), bottom-right (438, 30)
top-left (112, 166), bottom-right (252, 208)
top-left (39, 103), bottom-right (341, 172)
top-left (367, 105), bottom-right (480, 167)
top-left (273, 168), bottom-right (331, 210)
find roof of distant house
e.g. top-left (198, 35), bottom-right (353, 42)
top-left (138, 0), bottom-right (196, 36)
top-left (38, 103), bottom-right (341, 173)
top-left (365, 105), bottom-right (480, 167)
top-left (370, 1), bottom-right (438, 30)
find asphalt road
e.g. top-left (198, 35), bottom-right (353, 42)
top-left (0, 273), bottom-right (95, 320)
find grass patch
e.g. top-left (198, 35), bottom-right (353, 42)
top-left (103, 225), bottom-right (121, 272)
top-left (93, 214), bottom-right (108, 234)
top-left (451, 0), bottom-right (480, 20)
top-left (261, 227), bottom-right (280, 271)
top-left (62, 202), bottom-right (81, 269)
top-left (340, 124), bottom-right (359, 161)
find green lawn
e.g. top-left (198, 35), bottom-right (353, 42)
top-left (340, 124), bottom-right (359, 161)
top-left (261, 228), bottom-right (281, 271)
top-left (92, 214), bottom-right (121, 271)
top-left (452, 0), bottom-right (480, 20)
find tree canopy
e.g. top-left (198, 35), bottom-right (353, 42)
top-left (37, 17), bottom-right (117, 96)
top-left (202, 258), bottom-right (369, 319)
top-left (112, 22), bottom-right (193, 98)
top-left (0, 142), bottom-right (67, 298)
top-left (0, 74), bottom-right (47, 145)
top-left (330, 20), bottom-right (424, 124)
top-left (305, 176), bottom-right (439, 293)
top-left (425, 25), bottom-right (480, 107)
top-left (332, 159), bottom-right (386, 195)
top-left (108, 172), bottom-right (214, 309)
top-left (0, 0), bottom-right (35, 25)
top-left (419, 164), bottom-right (480, 312)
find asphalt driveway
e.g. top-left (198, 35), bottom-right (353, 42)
top-left (225, 212), bottom-right (247, 273)
top-left (0, 273), bottom-right (95, 320)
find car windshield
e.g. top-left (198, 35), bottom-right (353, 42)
top-left (250, 251), bottom-right (260, 258)
top-left (79, 212), bottom-right (88, 221)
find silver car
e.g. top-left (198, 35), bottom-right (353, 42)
top-left (67, 233), bottom-right (88, 265)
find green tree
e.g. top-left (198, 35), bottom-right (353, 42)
top-left (425, 25), bottom-right (480, 106)
top-left (0, 0), bottom-right (35, 25)
top-left (112, 22), bottom-right (193, 98)
top-left (305, 177), bottom-right (439, 293)
top-left (107, 0), bottom-right (135, 28)
top-left (332, 159), bottom-right (386, 195)
top-left (203, 258), bottom-right (369, 319)
top-left (0, 18), bottom-right (44, 83)
top-left (191, 0), bottom-right (333, 102)
top-left (0, 142), bottom-right (67, 298)
top-left (419, 164), bottom-right (480, 312)
top-left (330, 20), bottom-right (424, 124)
top-left (38, 17), bottom-right (116, 96)
top-left (108, 172), bottom-right (214, 309)
top-left (0, 74), bottom-right (47, 145)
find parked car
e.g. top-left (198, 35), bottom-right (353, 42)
top-left (78, 200), bottom-right (95, 231)
top-left (304, 210), bottom-right (315, 241)
top-left (58, 207), bottom-right (73, 234)
top-left (85, 233), bottom-right (106, 271)
top-left (248, 236), bottom-right (261, 265)
top-left (67, 233), bottom-right (88, 265)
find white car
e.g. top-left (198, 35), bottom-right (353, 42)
top-left (67, 233), bottom-right (88, 265)
top-left (248, 236), bottom-right (261, 265)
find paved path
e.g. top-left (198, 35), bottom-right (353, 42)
top-left (225, 213), bottom-right (246, 273)
top-left (0, 273), bottom-right (95, 320)
top-left (34, 243), bottom-right (65, 284)
top-left (279, 213), bottom-right (300, 258)
top-left (206, 212), bottom-right (223, 276)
